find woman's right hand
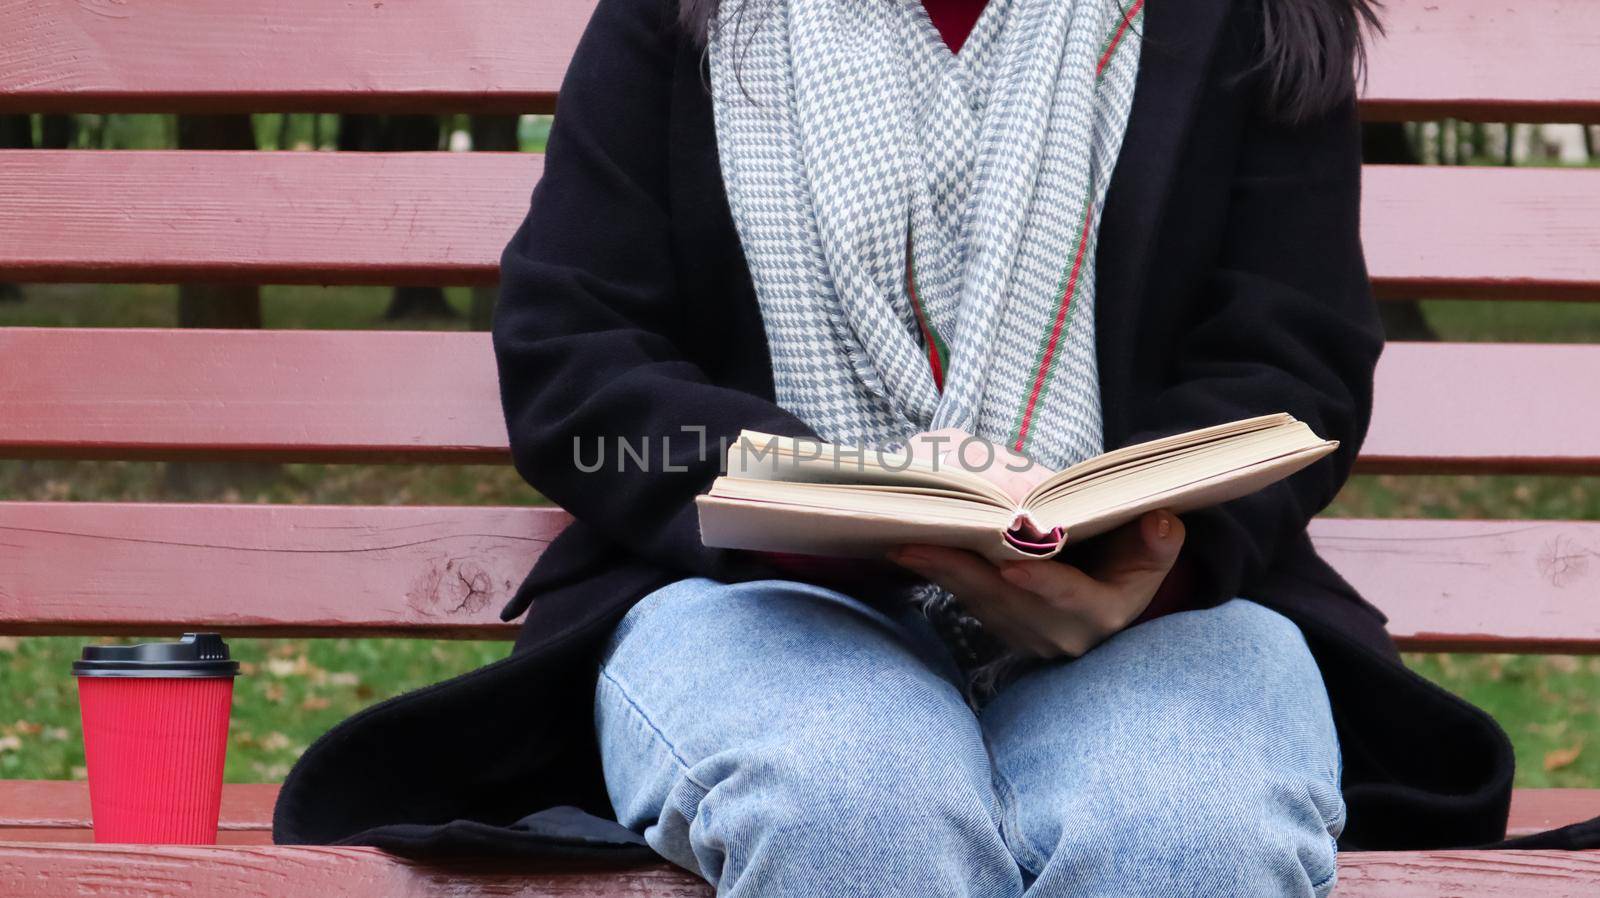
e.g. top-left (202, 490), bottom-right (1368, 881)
top-left (904, 428), bottom-right (1054, 504)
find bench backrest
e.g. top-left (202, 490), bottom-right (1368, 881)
top-left (1, 0), bottom-right (1598, 654)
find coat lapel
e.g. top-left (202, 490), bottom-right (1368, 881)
top-left (1093, 0), bottom-right (1234, 444)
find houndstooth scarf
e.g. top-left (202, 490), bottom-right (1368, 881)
top-left (708, 0), bottom-right (1144, 688)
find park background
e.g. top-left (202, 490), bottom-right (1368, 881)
top-left (1, 113), bottom-right (1598, 788)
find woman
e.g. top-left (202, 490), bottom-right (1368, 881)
top-left (273, 0), bottom-right (1533, 892)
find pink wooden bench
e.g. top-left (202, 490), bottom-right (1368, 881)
top-left (2, 0), bottom-right (1599, 893)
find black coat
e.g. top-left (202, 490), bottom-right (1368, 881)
top-left (274, 0), bottom-right (1597, 857)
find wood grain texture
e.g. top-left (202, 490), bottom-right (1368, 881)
top-left (0, 0), bottom-right (1593, 121)
top-left (4, 781), bottom-right (1591, 842)
top-left (4, 331), bottom-right (1598, 473)
top-left (1363, 0), bottom-right (1600, 123)
top-left (2, 153), bottom-right (1597, 298)
top-left (1309, 519), bottom-right (1600, 654)
top-left (1363, 342), bottom-right (1600, 475)
top-left (0, 503), bottom-right (567, 637)
top-left (0, 842), bottom-right (711, 897)
top-left (0, 0), bottom-right (589, 114)
top-left (1363, 166), bottom-right (1600, 302)
top-left (0, 781), bottom-right (277, 836)
top-left (0, 328), bottom-right (509, 463)
top-left (5, 502), bottom-right (1600, 652)
top-left (0, 151), bottom-right (539, 286)
top-left (2, 842), bottom-right (1599, 896)
top-left (1340, 850), bottom-right (1600, 896)
top-left (1509, 789), bottom-right (1600, 839)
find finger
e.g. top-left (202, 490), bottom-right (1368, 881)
top-left (924, 554), bottom-right (1100, 657)
top-left (991, 561), bottom-right (1112, 656)
top-left (997, 558), bottom-right (1100, 603)
top-left (1085, 510), bottom-right (1185, 586)
top-left (891, 546), bottom-right (1055, 655)
top-left (891, 545), bottom-right (1012, 599)
top-left (955, 588), bottom-right (1059, 657)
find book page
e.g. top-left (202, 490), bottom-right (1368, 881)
top-left (696, 494), bottom-right (1025, 562)
top-left (1023, 413), bottom-right (1295, 504)
top-left (725, 431), bottom-right (1013, 508)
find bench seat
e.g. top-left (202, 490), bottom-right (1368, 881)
top-left (1, 840), bottom-right (1599, 897)
top-left (2, 780), bottom-right (1594, 845)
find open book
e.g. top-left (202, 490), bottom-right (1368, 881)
top-left (696, 413), bottom-right (1336, 563)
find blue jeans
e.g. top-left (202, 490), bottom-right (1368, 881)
top-left (595, 578), bottom-right (1344, 897)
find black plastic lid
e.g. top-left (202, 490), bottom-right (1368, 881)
top-left (72, 633), bottom-right (240, 678)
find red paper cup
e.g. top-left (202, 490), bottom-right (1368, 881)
top-left (74, 633), bottom-right (239, 844)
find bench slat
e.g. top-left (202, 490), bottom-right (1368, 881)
top-left (3, 781), bottom-right (1587, 843)
top-left (1, 1), bottom-right (1595, 122)
top-left (2, 153), bottom-right (1597, 297)
top-left (2, 331), bottom-right (1595, 472)
top-left (0, 0), bottom-right (585, 114)
top-left (1363, 166), bottom-right (1600, 302)
top-left (0, 781), bottom-right (277, 837)
top-left (1360, 342), bottom-right (1600, 475)
top-left (1362, 0), bottom-right (1600, 124)
top-left (1311, 518), bottom-right (1600, 654)
top-left (3, 503), bottom-right (1599, 652)
top-left (0, 841), bottom-right (1596, 897)
top-left (0, 151), bottom-right (538, 287)
top-left (0, 329), bottom-right (508, 463)
top-left (0, 503), bottom-right (564, 637)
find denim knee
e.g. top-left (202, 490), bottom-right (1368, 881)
top-left (1036, 764), bottom-right (1343, 897)
top-left (679, 696), bottom-right (1018, 896)
top-left (596, 577), bottom-right (1023, 897)
top-left (985, 600), bottom-right (1344, 897)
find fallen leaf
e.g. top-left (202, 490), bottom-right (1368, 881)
top-left (266, 657), bottom-right (308, 678)
top-left (1544, 656), bottom-right (1582, 675)
top-left (1545, 743), bottom-right (1584, 772)
top-left (0, 735), bottom-right (21, 753)
top-left (300, 696), bottom-right (332, 711)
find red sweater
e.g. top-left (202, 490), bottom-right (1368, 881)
top-left (922, 0), bottom-right (989, 53)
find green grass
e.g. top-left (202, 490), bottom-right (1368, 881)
top-left (1, 281), bottom-right (1598, 788)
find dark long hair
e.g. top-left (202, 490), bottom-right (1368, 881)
top-left (676, 0), bottom-right (1383, 123)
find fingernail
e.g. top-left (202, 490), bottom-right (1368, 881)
top-left (892, 548), bottom-right (927, 566)
top-left (1001, 565), bottom-right (1031, 586)
top-left (1156, 514), bottom-right (1171, 539)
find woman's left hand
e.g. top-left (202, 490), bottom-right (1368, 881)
top-left (889, 510), bottom-right (1185, 658)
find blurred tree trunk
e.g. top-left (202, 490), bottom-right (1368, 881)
top-left (0, 114), bottom-right (29, 147)
top-left (340, 115), bottom-right (457, 320)
top-left (0, 115), bottom-right (29, 301)
top-left (469, 115), bottom-right (520, 330)
top-left (39, 114), bottom-right (76, 149)
top-left (339, 115), bottom-right (456, 319)
top-left (168, 114), bottom-right (275, 496)
top-left (176, 115), bottom-right (263, 328)
top-left (1361, 122), bottom-right (1438, 343)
